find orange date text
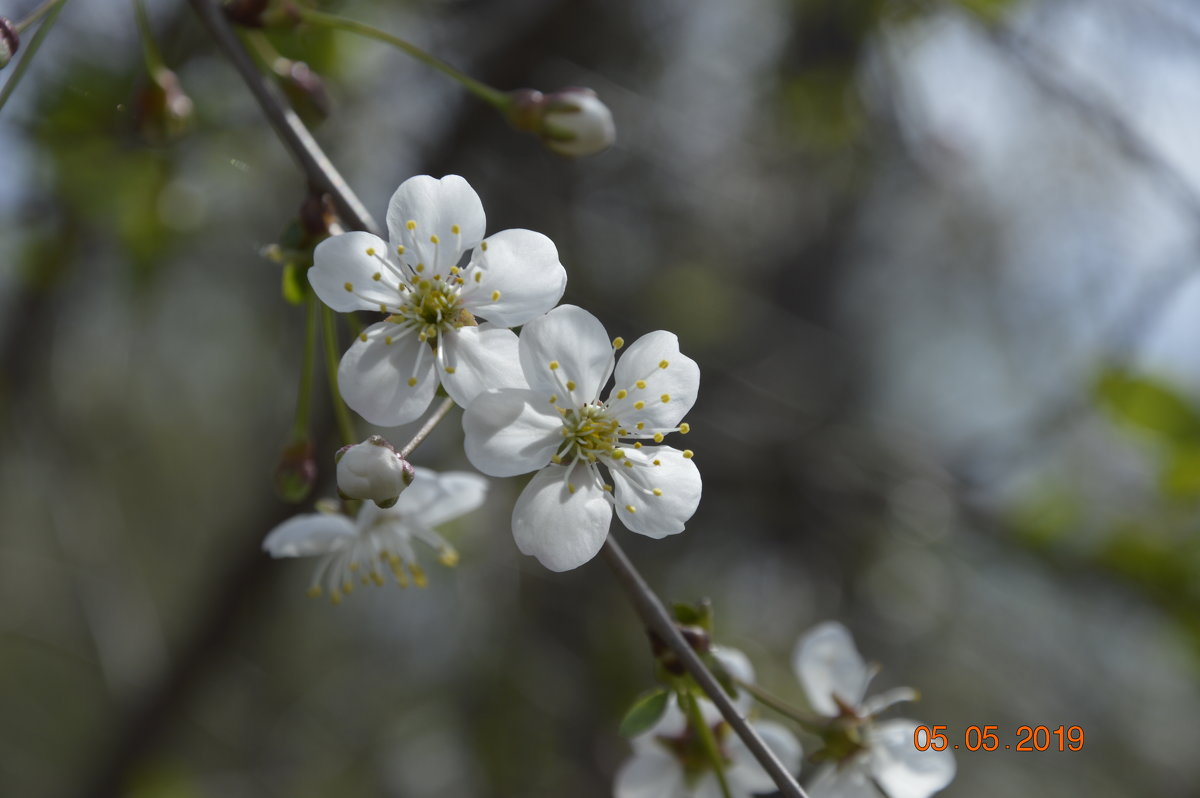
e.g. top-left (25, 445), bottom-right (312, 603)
top-left (913, 724), bottom-right (1084, 752)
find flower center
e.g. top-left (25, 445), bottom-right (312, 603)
top-left (557, 403), bottom-right (621, 463)
top-left (388, 274), bottom-right (466, 342)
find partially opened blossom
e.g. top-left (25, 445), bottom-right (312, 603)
top-left (794, 622), bottom-right (956, 798)
top-left (335, 435), bottom-right (414, 508)
top-left (263, 468), bottom-right (488, 602)
top-left (615, 691), bottom-right (800, 798)
top-left (309, 174), bottom-right (566, 426)
top-left (462, 304), bottom-right (701, 571)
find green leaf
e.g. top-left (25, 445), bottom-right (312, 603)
top-left (1095, 368), bottom-right (1200, 445)
top-left (282, 262), bottom-right (308, 305)
top-left (618, 688), bottom-right (670, 738)
top-left (671, 600), bottom-right (713, 632)
top-left (1160, 447), bottom-right (1200, 500)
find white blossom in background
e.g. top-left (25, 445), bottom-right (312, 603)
top-left (335, 435), bottom-right (415, 508)
top-left (795, 622), bottom-right (956, 798)
top-left (462, 304), bottom-right (701, 571)
top-left (263, 468), bottom-right (488, 602)
top-left (615, 651), bottom-right (800, 798)
top-left (309, 174), bottom-right (566, 426)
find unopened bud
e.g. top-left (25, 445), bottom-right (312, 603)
top-left (335, 435), bottom-right (415, 508)
top-left (0, 18), bottom-right (18, 70)
top-left (275, 438), bottom-right (317, 503)
top-left (134, 68), bottom-right (194, 144)
top-left (508, 87), bottom-right (615, 157)
top-left (274, 58), bottom-right (332, 126)
top-left (223, 0), bottom-right (269, 27)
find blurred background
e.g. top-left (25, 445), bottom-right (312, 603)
top-left (3, 0), bottom-right (1200, 795)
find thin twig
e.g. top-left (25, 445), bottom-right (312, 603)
top-left (399, 397), bottom-right (455, 459)
top-left (601, 539), bottom-right (807, 798)
top-left (185, 0), bottom-right (378, 235)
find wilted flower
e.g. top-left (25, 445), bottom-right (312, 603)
top-left (335, 435), bottom-right (415, 508)
top-left (463, 304), bottom-right (700, 571)
top-left (795, 622), bottom-right (956, 798)
top-left (309, 174), bottom-right (566, 427)
top-left (263, 468), bottom-right (487, 602)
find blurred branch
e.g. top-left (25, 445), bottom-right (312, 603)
top-left (185, 1), bottom-right (807, 794)
top-left (601, 539), bottom-right (806, 798)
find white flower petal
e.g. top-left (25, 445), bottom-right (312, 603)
top-left (806, 763), bottom-right (873, 798)
top-left (518, 304), bottom-right (614, 403)
top-left (463, 389), bottom-right (562, 477)
top-left (792, 621), bottom-right (872, 716)
top-left (262, 513), bottom-right (357, 557)
top-left (439, 324), bottom-right (527, 408)
top-left (611, 447), bottom-right (701, 539)
top-left (861, 687), bottom-right (919, 717)
top-left (869, 719), bottom-right (956, 798)
top-left (338, 323), bottom-right (438, 427)
top-left (392, 467), bottom-right (490, 528)
top-left (614, 750), bottom-right (685, 798)
top-left (386, 175), bottom-right (484, 273)
top-left (511, 465), bottom-right (611, 571)
top-left (309, 231), bottom-right (404, 313)
top-left (726, 719), bottom-right (803, 796)
top-left (610, 330), bottom-right (699, 430)
top-left (459, 228), bottom-right (566, 327)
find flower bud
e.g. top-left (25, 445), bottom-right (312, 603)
top-left (134, 68), bottom-right (194, 145)
top-left (508, 87), bottom-right (615, 157)
top-left (0, 17), bottom-right (18, 70)
top-left (335, 435), bottom-right (415, 508)
top-left (275, 438), bottom-right (317, 503)
top-left (274, 58), bottom-right (332, 127)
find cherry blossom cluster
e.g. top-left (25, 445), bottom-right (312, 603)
top-left (263, 174), bottom-right (701, 591)
top-left (615, 620), bottom-right (956, 798)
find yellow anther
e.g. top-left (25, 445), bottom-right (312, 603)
top-left (393, 566), bottom-right (409, 588)
top-left (653, 432), bottom-right (664, 443)
top-left (384, 336), bottom-right (393, 345)
top-left (439, 548), bottom-right (460, 567)
top-left (397, 244), bottom-right (405, 255)
top-left (342, 580), bottom-right (354, 594)
top-left (633, 442), bottom-right (643, 448)
top-left (491, 290), bottom-right (501, 301)
top-left (636, 422), bottom-right (645, 430)
top-left (407, 377), bottom-right (418, 387)
top-left (636, 380), bottom-right (647, 389)
top-left (612, 449), bottom-right (625, 459)
top-left (679, 423), bottom-right (690, 434)
top-left (445, 366), bottom-right (456, 374)
top-left (379, 303), bottom-right (388, 313)
top-left (660, 394), bottom-right (671, 403)
top-left (451, 224), bottom-right (461, 234)
top-left (653, 459), bottom-right (662, 466)
top-left (623, 460), bottom-right (633, 468)
top-left (551, 454), bottom-right (563, 464)
top-left (370, 571), bottom-right (385, 586)
top-left (616, 389), bottom-right (628, 400)
top-left (410, 564), bottom-right (428, 588)
top-left (549, 395), bottom-right (558, 404)
top-left (306, 585), bottom-right (322, 598)
top-left (659, 359), bottom-right (669, 369)
top-left (603, 484), bottom-right (614, 492)
top-left (372, 272), bottom-right (382, 281)
top-left (612, 336), bottom-right (625, 349)
top-left (474, 271), bottom-right (482, 283)
top-left (416, 263), bottom-right (425, 273)
top-left (343, 282), bottom-right (353, 291)
top-left (549, 361), bottom-right (560, 371)
top-left (480, 240), bottom-right (488, 251)
top-left (567, 483), bottom-right (577, 495)
top-left (682, 449), bottom-right (694, 459)
top-left (406, 220), bottom-right (417, 230)
top-left (634, 401), bottom-right (645, 410)
top-left (566, 380), bottom-right (577, 391)
top-left (625, 504), bottom-right (637, 513)
top-left (359, 333), bottom-right (368, 342)
top-left (330, 590), bottom-right (343, 605)
top-left (430, 234), bottom-right (440, 244)
top-left (652, 488), bottom-right (663, 496)
top-left (366, 247), bottom-right (376, 256)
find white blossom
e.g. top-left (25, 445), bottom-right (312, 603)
top-left (794, 622), bottom-right (956, 798)
top-left (615, 650), bottom-right (800, 798)
top-left (263, 468), bottom-right (487, 602)
top-left (335, 435), bottom-right (414, 507)
top-left (462, 304), bottom-right (701, 571)
top-left (309, 174), bottom-right (566, 426)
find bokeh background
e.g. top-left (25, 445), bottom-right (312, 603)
top-left (3, 0), bottom-right (1200, 796)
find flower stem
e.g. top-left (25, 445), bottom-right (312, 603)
top-left (321, 305), bottom-right (356, 446)
top-left (295, 8), bottom-right (511, 111)
top-left (736, 679), bottom-right (826, 732)
top-left (131, 0), bottom-right (165, 74)
top-left (680, 690), bottom-right (733, 798)
top-left (291, 293), bottom-right (319, 440)
top-left (399, 397), bottom-right (455, 459)
top-left (0, 0), bottom-right (68, 113)
top-left (14, 0), bottom-right (60, 33)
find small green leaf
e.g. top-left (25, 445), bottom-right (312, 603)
top-left (1095, 368), bottom-right (1200, 445)
top-left (282, 262), bottom-right (308, 305)
top-left (619, 688), bottom-right (670, 738)
top-left (671, 600), bottom-right (713, 632)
